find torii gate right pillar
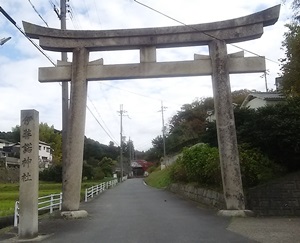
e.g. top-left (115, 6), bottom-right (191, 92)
top-left (209, 40), bottom-right (245, 210)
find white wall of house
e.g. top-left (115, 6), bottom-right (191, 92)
top-left (0, 140), bottom-right (10, 149)
top-left (39, 142), bottom-right (52, 161)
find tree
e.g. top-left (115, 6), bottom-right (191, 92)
top-left (203, 97), bottom-right (300, 171)
top-left (167, 98), bottom-right (214, 152)
top-left (279, 1), bottom-right (300, 96)
top-left (4, 123), bottom-right (62, 164)
top-left (280, 23), bottom-right (300, 96)
top-left (98, 157), bottom-right (117, 177)
top-left (39, 123), bottom-right (62, 164)
top-left (231, 89), bottom-right (253, 106)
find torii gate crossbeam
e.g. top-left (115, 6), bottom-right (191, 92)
top-left (23, 5), bottom-right (280, 215)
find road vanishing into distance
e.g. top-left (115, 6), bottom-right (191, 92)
top-left (30, 179), bottom-right (255, 242)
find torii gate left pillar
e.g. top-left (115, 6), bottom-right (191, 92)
top-left (62, 47), bottom-right (89, 211)
top-left (23, 4), bottom-right (280, 216)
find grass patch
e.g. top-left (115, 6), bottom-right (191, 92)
top-left (144, 167), bottom-right (172, 189)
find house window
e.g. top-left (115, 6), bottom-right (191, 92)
top-left (43, 146), bottom-right (45, 150)
top-left (39, 146), bottom-right (41, 150)
top-left (46, 148), bottom-right (50, 153)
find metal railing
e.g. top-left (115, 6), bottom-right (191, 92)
top-left (85, 178), bottom-right (118, 202)
top-left (14, 178), bottom-right (122, 227)
top-left (14, 178), bottom-right (120, 227)
top-left (14, 192), bottom-right (62, 227)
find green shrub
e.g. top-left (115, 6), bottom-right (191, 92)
top-left (169, 156), bottom-right (188, 182)
top-left (169, 143), bottom-right (282, 188)
top-left (180, 144), bottom-right (221, 186)
top-left (93, 167), bottom-right (105, 180)
top-left (39, 165), bottom-right (62, 182)
top-left (239, 144), bottom-right (285, 187)
top-left (147, 165), bottom-right (157, 174)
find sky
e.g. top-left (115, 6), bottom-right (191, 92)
top-left (0, 0), bottom-right (293, 151)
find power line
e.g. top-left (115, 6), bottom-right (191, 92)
top-left (101, 82), bottom-right (161, 102)
top-left (68, 3), bottom-right (82, 29)
top-left (27, 0), bottom-right (49, 27)
top-left (0, 6), bottom-right (56, 66)
top-left (133, 0), bottom-right (280, 65)
top-left (87, 95), bottom-right (118, 143)
top-left (93, 0), bottom-right (102, 26)
top-left (86, 105), bottom-right (119, 146)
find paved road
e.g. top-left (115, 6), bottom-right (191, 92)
top-left (2, 179), bottom-right (299, 242)
top-left (2, 178), bottom-right (256, 242)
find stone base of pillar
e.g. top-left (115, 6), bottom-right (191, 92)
top-left (17, 234), bottom-right (52, 241)
top-left (60, 210), bottom-right (88, 219)
top-left (217, 210), bottom-right (254, 217)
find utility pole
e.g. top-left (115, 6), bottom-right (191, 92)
top-left (60, 0), bottom-right (69, 191)
top-left (59, 0), bottom-right (71, 210)
top-left (159, 101), bottom-right (167, 158)
top-left (118, 104), bottom-right (126, 181)
top-left (261, 70), bottom-right (269, 92)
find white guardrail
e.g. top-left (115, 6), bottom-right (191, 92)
top-left (14, 178), bottom-right (120, 227)
top-left (14, 192), bottom-right (62, 227)
top-left (84, 178), bottom-right (118, 202)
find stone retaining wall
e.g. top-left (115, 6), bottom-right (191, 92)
top-left (168, 171), bottom-right (300, 216)
top-left (168, 183), bottom-right (225, 209)
top-left (247, 171), bottom-right (300, 216)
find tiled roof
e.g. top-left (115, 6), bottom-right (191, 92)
top-left (248, 92), bottom-right (285, 101)
top-left (241, 92), bottom-right (286, 108)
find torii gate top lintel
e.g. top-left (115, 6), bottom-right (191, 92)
top-left (23, 4), bottom-right (280, 52)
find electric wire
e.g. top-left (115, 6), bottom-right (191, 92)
top-left (86, 105), bottom-right (119, 146)
top-left (0, 4), bottom-right (120, 148)
top-left (87, 95), bottom-right (118, 144)
top-left (28, 0), bottom-right (49, 27)
top-left (68, 3), bottom-right (82, 29)
top-left (93, 0), bottom-right (102, 26)
top-left (101, 82), bottom-right (161, 102)
top-left (0, 6), bottom-right (56, 66)
top-left (133, 0), bottom-right (280, 65)
top-left (66, 4), bottom-right (119, 144)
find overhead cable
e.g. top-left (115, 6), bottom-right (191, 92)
top-left (0, 6), bottom-right (56, 66)
top-left (133, 0), bottom-right (280, 65)
top-left (27, 0), bottom-right (49, 27)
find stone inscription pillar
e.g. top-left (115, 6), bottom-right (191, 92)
top-left (19, 109), bottom-right (39, 239)
top-left (209, 40), bottom-right (245, 210)
top-left (62, 47), bottom-right (89, 211)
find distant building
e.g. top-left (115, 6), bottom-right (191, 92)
top-left (130, 160), bottom-right (154, 177)
top-left (0, 139), bottom-right (11, 149)
top-left (0, 141), bottom-right (53, 169)
top-left (241, 92), bottom-right (285, 109)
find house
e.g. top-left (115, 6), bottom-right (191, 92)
top-left (205, 104), bottom-right (237, 122)
top-left (0, 139), bottom-right (12, 158)
top-left (241, 92), bottom-right (285, 109)
top-left (38, 141), bottom-right (53, 169)
top-left (1, 141), bottom-right (53, 169)
top-left (0, 138), bottom-right (11, 149)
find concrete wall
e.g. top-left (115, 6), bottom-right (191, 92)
top-left (247, 171), bottom-right (300, 216)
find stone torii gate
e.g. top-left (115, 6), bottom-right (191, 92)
top-left (23, 5), bottom-right (280, 215)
